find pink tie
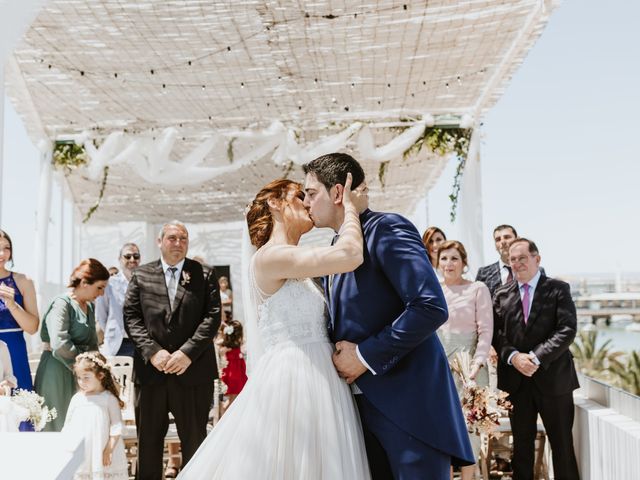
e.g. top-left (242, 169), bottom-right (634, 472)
top-left (522, 283), bottom-right (531, 324)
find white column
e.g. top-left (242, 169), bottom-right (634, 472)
top-left (34, 140), bottom-right (53, 307)
top-left (59, 179), bottom-right (65, 286)
top-left (0, 64), bottom-right (5, 225)
top-left (456, 127), bottom-right (484, 277)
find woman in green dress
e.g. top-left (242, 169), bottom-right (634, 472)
top-left (34, 258), bottom-right (110, 431)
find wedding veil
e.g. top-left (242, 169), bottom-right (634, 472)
top-left (240, 221), bottom-right (264, 375)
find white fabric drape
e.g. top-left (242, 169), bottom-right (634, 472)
top-left (80, 116), bottom-right (449, 187)
top-left (455, 127), bottom-right (484, 277)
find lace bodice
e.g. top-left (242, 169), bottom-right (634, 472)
top-left (257, 279), bottom-right (329, 350)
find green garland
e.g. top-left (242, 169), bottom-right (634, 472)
top-left (399, 127), bottom-right (472, 222)
top-left (378, 161), bottom-right (390, 188)
top-left (282, 161), bottom-right (295, 179)
top-left (227, 138), bottom-right (236, 163)
top-left (82, 166), bottom-right (109, 223)
top-left (52, 141), bottom-right (109, 223)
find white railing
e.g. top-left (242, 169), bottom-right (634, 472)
top-left (574, 374), bottom-right (640, 480)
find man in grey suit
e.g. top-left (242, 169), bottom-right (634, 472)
top-left (124, 221), bottom-right (221, 480)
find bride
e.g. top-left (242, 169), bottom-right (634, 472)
top-left (178, 173), bottom-right (371, 479)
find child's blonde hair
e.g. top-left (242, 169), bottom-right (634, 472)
top-left (74, 352), bottom-right (124, 409)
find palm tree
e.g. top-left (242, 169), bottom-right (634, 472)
top-left (609, 350), bottom-right (640, 396)
top-left (571, 330), bottom-right (625, 380)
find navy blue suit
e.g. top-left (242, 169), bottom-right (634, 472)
top-left (326, 209), bottom-right (474, 478)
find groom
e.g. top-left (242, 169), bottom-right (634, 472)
top-left (303, 154), bottom-right (474, 479)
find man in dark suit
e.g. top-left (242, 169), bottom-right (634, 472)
top-left (124, 221), bottom-right (221, 480)
top-left (493, 238), bottom-right (579, 480)
top-left (303, 154), bottom-right (473, 480)
top-left (476, 224), bottom-right (519, 297)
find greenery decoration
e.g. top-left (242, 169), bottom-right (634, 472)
top-left (377, 161), bottom-right (390, 188)
top-left (227, 138), bottom-right (236, 163)
top-left (402, 127), bottom-right (472, 222)
top-left (282, 161), bottom-right (295, 179)
top-left (52, 141), bottom-right (88, 171)
top-left (82, 166), bottom-right (109, 223)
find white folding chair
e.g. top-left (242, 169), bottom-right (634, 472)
top-left (106, 356), bottom-right (135, 423)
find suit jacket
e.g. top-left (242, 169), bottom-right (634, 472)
top-left (476, 261), bottom-right (503, 297)
top-left (327, 209), bottom-right (474, 465)
top-left (492, 275), bottom-right (579, 396)
top-left (123, 258), bottom-right (221, 386)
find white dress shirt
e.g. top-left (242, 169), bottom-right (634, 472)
top-left (499, 259), bottom-right (511, 285)
top-left (508, 270), bottom-right (542, 366)
top-left (517, 270), bottom-right (541, 317)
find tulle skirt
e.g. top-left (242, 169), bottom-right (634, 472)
top-left (178, 340), bottom-right (371, 479)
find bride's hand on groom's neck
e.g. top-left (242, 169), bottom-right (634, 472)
top-left (351, 181), bottom-right (369, 213)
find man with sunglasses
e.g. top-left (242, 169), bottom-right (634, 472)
top-left (96, 242), bottom-right (141, 356)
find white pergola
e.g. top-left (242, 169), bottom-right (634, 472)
top-left (1, 0), bottom-right (560, 304)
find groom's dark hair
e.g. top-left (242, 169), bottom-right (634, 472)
top-left (303, 153), bottom-right (365, 191)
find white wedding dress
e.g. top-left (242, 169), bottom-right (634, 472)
top-left (178, 276), bottom-right (371, 479)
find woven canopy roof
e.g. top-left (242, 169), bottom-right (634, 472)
top-left (6, 0), bottom-right (558, 224)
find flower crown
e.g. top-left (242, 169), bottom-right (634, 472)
top-left (223, 325), bottom-right (235, 335)
top-left (76, 352), bottom-right (110, 371)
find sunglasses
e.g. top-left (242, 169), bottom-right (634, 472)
top-left (122, 253), bottom-right (140, 260)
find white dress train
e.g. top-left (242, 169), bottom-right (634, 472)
top-left (178, 278), bottom-right (371, 479)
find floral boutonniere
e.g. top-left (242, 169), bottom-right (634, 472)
top-left (181, 271), bottom-right (191, 287)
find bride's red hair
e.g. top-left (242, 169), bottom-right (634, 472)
top-left (246, 179), bottom-right (301, 248)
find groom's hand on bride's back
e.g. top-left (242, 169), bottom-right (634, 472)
top-left (332, 341), bottom-right (367, 384)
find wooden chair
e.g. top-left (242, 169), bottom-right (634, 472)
top-left (480, 416), bottom-right (549, 480)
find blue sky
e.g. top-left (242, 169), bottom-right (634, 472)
top-left (3, 0), bottom-right (639, 277)
top-left (427, 0), bottom-right (640, 275)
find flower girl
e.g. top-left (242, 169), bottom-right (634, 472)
top-left (63, 352), bottom-right (128, 479)
top-left (215, 320), bottom-right (247, 415)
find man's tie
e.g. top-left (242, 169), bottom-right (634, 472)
top-left (168, 267), bottom-right (178, 309)
top-left (522, 283), bottom-right (531, 324)
top-left (505, 265), bottom-right (514, 284)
